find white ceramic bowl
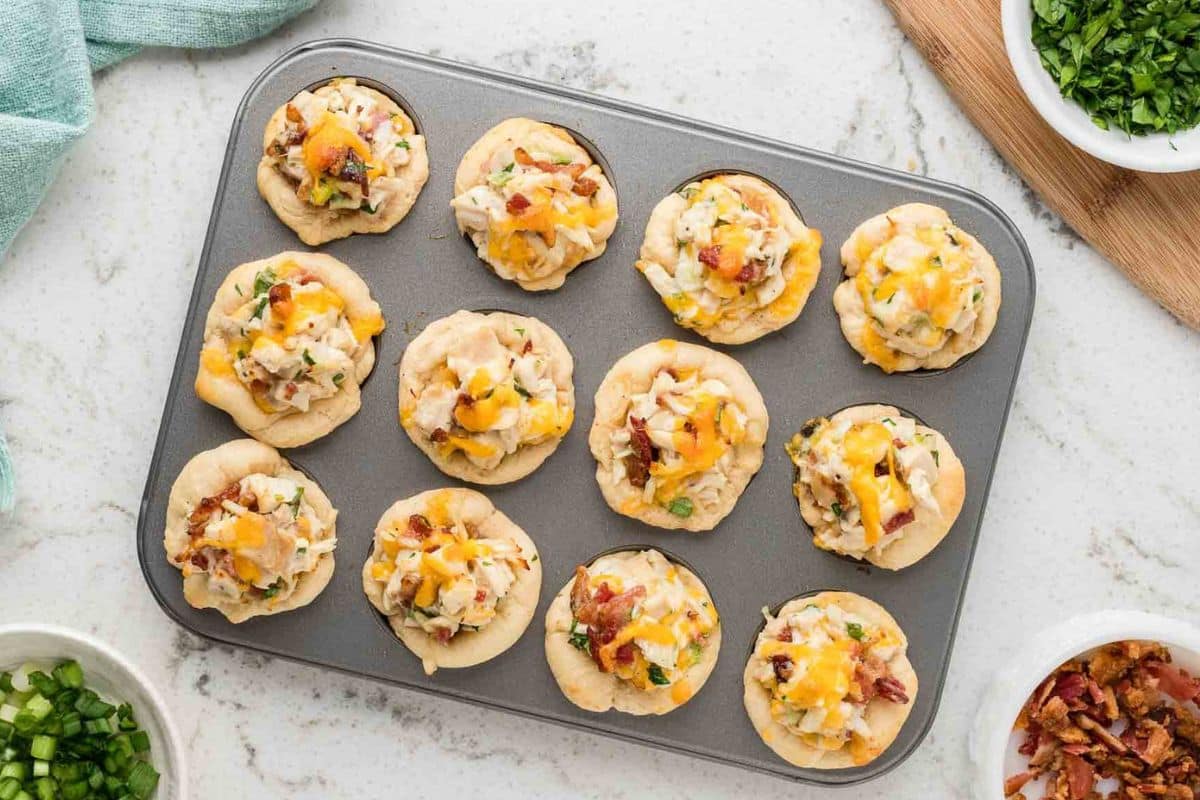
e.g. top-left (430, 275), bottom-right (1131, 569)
top-left (1002, 0), bottom-right (1200, 172)
top-left (0, 624), bottom-right (188, 800)
top-left (969, 610), bottom-right (1200, 800)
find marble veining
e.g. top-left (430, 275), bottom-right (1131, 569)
top-left (0, 1), bottom-right (1197, 797)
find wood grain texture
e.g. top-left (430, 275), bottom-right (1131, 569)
top-left (883, 0), bottom-right (1200, 329)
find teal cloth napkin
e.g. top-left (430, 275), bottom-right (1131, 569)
top-left (0, 0), bottom-right (319, 511)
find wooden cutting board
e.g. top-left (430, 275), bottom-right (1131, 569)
top-left (883, 0), bottom-right (1200, 329)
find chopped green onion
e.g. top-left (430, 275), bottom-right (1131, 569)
top-left (252, 268), bottom-right (277, 296)
top-left (647, 664), bottom-right (670, 685)
top-left (667, 497), bottom-right (694, 518)
top-left (846, 622), bottom-right (865, 641)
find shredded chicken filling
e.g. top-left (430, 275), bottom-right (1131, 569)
top-left (267, 78), bottom-right (418, 214)
top-left (401, 322), bottom-right (573, 470)
top-left (750, 603), bottom-right (908, 750)
top-left (640, 178), bottom-right (814, 328)
top-left (367, 498), bottom-right (529, 643)
top-left (787, 415), bottom-right (942, 555)
top-left (566, 553), bottom-right (717, 691)
top-left (450, 141), bottom-right (615, 281)
top-left (609, 369), bottom-right (747, 518)
top-left (203, 262), bottom-right (382, 413)
top-left (175, 474), bottom-right (335, 603)
top-left (853, 222), bottom-right (986, 363)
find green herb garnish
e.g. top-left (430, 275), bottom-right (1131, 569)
top-left (288, 487), bottom-right (304, 518)
top-left (488, 162), bottom-right (515, 187)
top-left (1032, 0), bottom-right (1200, 136)
top-left (647, 664), bottom-right (671, 685)
top-left (263, 578), bottom-right (285, 599)
top-left (831, 501), bottom-right (844, 518)
top-left (396, 139), bottom-right (410, 150)
top-left (932, 449), bottom-right (941, 467)
top-left (302, 349), bottom-right (316, 366)
top-left (846, 622), bottom-right (865, 641)
top-left (568, 620), bottom-right (590, 653)
top-left (667, 497), bottom-right (694, 518)
top-left (332, 373), bottom-right (345, 386)
top-left (252, 268), bottom-right (277, 297)
top-left (252, 296), bottom-right (269, 320)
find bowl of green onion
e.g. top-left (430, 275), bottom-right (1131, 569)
top-left (1003, 0), bottom-right (1200, 172)
top-left (0, 625), bottom-right (185, 800)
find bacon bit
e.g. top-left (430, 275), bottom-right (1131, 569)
top-left (189, 552), bottom-right (208, 570)
top-left (283, 382), bottom-right (298, 400)
top-left (1003, 771), bottom-right (1036, 796)
top-left (615, 643), bottom-right (635, 664)
top-left (697, 245), bottom-right (722, 269)
top-left (522, 339), bottom-right (533, 355)
top-left (406, 514), bottom-right (433, 539)
top-left (430, 428), bottom-right (449, 444)
top-left (777, 627), bottom-right (793, 643)
top-left (883, 509), bottom-right (916, 535)
top-left (875, 676), bottom-right (910, 704)
top-left (625, 417), bottom-right (655, 489)
top-left (285, 103), bottom-right (304, 123)
top-left (434, 626), bottom-right (453, 644)
top-left (1147, 661), bottom-right (1200, 704)
top-left (397, 573), bottom-right (422, 604)
top-left (457, 392), bottom-right (475, 408)
top-left (1063, 752), bottom-right (1094, 799)
top-left (474, 589), bottom-right (487, 603)
top-left (874, 460), bottom-right (890, 477)
top-left (1075, 713), bottom-right (1127, 753)
top-left (571, 176), bottom-right (599, 196)
top-left (505, 192), bottom-right (531, 215)
top-left (734, 262), bottom-right (760, 284)
top-left (513, 147), bottom-right (584, 177)
top-left (574, 581), bottom-right (646, 671)
top-left (569, 565), bottom-right (591, 615)
top-left (771, 655), bottom-right (793, 682)
top-left (1054, 672), bottom-right (1090, 706)
top-left (297, 272), bottom-right (319, 285)
top-left (592, 582), bottom-right (615, 605)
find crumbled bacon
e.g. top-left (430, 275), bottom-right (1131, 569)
top-left (430, 428), bottom-right (449, 443)
top-left (1006, 641), bottom-right (1200, 799)
top-left (285, 103), bottom-right (304, 123)
top-left (874, 460), bottom-right (890, 477)
top-left (571, 176), bottom-right (599, 196)
top-left (505, 192), bottom-right (531, 215)
top-left (522, 339), bottom-right (533, 355)
top-left (571, 575), bottom-right (646, 671)
top-left (734, 260), bottom-right (766, 284)
top-left (267, 282), bottom-right (292, 316)
top-left (883, 509), bottom-right (916, 535)
top-left (771, 655), bottom-right (793, 682)
top-left (625, 417), bottom-right (655, 489)
top-left (406, 514), bottom-right (432, 539)
top-left (187, 483), bottom-right (241, 538)
top-left (512, 147), bottom-right (585, 178)
top-left (777, 627), bottom-right (793, 643)
top-left (875, 676), bottom-right (910, 704)
top-left (697, 245), bottom-right (721, 269)
top-left (474, 589), bottom-right (487, 603)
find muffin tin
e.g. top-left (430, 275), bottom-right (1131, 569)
top-left (135, 38), bottom-right (1035, 785)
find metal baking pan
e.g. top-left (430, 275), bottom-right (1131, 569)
top-left (136, 38), bottom-right (1034, 785)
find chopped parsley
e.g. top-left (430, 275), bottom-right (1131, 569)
top-left (395, 139), bottom-right (410, 149)
top-left (263, 578), bottom-right (285, 599)
top-left (647, 664), bottom-right (671, 686)
top-left (831, 501), bottom-right (844, 518)
top-left (513, 381), bottom-right (532, 399)
top-left (552, 155), bottom-right (573, 165)
top-left (252, 296), bottom-right (269, 320)
top-left (302, 349), bottom-right (316, 366)
top-left (846, 622), bottom-right (865, 641)
top-left (332, 372), bottom-right (345, 386)
top-left (1032, 0), bottom-right (1200, 136)
top-left (932, 449), bottom-right (941, 467)
top-left (667, 497), bottom-right (694, 518)
top-left (234, 284), bottom-right (243, 296)
top-left (513, 326), bottom-right (526, 335)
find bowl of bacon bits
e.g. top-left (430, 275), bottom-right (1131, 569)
top-left (971, 611), bottom-right (1200, 800)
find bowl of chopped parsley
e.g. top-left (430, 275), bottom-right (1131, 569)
top-left (1003, 0), bottom-right (1200, 172)
top-left (0, 625), bottom-right (186, 799)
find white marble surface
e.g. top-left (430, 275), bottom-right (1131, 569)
top-left (1, 1), bottom-right (1198, 797)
